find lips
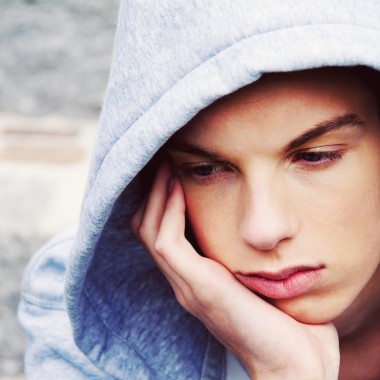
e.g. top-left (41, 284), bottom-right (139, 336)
top-left (235, 265), bottom-right (324, 299)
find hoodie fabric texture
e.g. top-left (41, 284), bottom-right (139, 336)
top-left (19, 1), bottom-right (380, 379)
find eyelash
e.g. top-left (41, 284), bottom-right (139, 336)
top-left (179, 149), bottom-right (345, 184)
top-left (290, 150), bottom-right (344, 167)
top-left (180, 162), bottom-right (234, 184)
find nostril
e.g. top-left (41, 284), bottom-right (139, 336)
top-left (239, 229), bottom-right (280, 251)
top-left (238, 183), bottom-right (299, 251)
top-left (239, 210), bottom-right (297, 252)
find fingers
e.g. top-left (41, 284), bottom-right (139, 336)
top-left (155, 177), bottom-right (204, 276)
top-left (131, 160), bottom-right (171, 246)
top-left (154, 177), bottom-right (186, 251)
top-left (142, 161), bottom-right (172, 237)
top-left (130, 196), bottom-right (146, 236)
top-left (130, 162), bottom-right (341, 379)
top-left (132, 160), bottom-right (253, 308)
top-left (131, 159), bottom-right (217, 306)
top-left (131, 160), bottom-right (187, 288)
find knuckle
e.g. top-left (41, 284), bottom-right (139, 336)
top-left (174, 290), bottom-right (187, 309)
top-left (137, 220), bottom-right (151, 241)
top-left (154, 226), bottom-right (174, 255)
top-left (154, 236), bottom-right (169, 258)
top-left (173, 289), bottom-right (196, 315)
top-left (190, 277), bottom-right (224, 311)
top-left (190, 288), bottom-right (214, 312)
top-left (175, 281), bottom-right (214, 315)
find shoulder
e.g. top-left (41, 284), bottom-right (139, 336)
top-left (19, 227), bottom-right (116, 379)
top-left (21, 227), bottom-right (76, 310)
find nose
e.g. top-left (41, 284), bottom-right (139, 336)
top-left (239, 181), bottom-right (298, 251)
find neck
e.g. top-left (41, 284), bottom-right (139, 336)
top-left (334, 266), bottom-right (380, 379)
top-left (338, 315), bottom-right (380, 380)
top-left (334, 265), bottom-right (380, 338)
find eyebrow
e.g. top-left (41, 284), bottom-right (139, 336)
top-left (168, 113), bottom-right (365, 159)
top-left (168, 141), bottom-right (226, 161)
top-left (285, 113), bottom-right (364, 152)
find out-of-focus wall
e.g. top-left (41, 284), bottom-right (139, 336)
top-left (0, 0), bottom-right (120, 117)
top-left (0, 1), bottom-right (119, 378)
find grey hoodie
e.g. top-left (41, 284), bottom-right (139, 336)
top-left (19, 1), bottom-right (380, 379)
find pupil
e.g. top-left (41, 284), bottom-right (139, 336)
top-left (196, 166), bottom-right (214, 176)
top-left (302, 152), bottom-right (321, 162)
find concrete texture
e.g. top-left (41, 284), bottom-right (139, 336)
top-left (0, 0), bottom-right (120, 377)
top-left (0, 113), bottom-right (96, 378)
top-left (0, 0), bottom-right (119, 118)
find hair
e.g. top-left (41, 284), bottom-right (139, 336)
top-left (355, 66), bottom-right (380, 116)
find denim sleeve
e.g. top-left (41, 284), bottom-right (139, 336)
top-left (18, 229), bottom-right (113, 380)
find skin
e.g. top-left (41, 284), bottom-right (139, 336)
top-left (131, 68), bottom-right (380, 379)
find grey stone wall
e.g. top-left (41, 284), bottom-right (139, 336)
top-left (0, 1), bottom-right (119, 377)
top-left (0, 0), bottom-right (119, 117)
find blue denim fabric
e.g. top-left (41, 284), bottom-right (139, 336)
top-left (19, 0), bottom-right (380, 378)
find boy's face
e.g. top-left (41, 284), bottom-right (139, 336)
top-left (168, 69), bottom-right (380, 325)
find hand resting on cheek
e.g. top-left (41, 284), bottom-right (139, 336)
top-left (130, 160), bottom-right (340, 380)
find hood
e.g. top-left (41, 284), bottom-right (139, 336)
top-left (65, 0), bottom-right (380, 378)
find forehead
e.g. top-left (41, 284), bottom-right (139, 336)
top-left (210, 68), bottom-right (372, 111)
top-left (172, 68), bottom-right (377, 145)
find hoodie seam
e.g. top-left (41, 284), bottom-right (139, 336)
top-left (21, 236), bottom-right (75, 309)
top-left (36, 334), bottom-right (119, 379)
top-left (200, 333), bottom-right (211, 379)
top-left (21, 296), bottom-right (66, 311)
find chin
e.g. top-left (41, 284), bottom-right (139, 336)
top-left (271, 298), bottom-right (341, 325)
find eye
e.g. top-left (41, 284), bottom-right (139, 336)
top-left (291, 150), bottom-right (344, 167)
top-left (179, 161), bottom-right (234, 183)
top-left (191, 163), bottom-right (222, 176)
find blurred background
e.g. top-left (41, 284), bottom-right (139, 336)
top-left (0, 0), bottom-right (119, 378)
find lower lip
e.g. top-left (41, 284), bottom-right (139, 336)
top-left (236, 268), bottom-right (323, 299)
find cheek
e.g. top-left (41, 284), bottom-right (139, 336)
top-left (302, 151), bottom-right (380, 275)
top-left (330, 155), bottom-right (380, 239)
top-left (183, 184), bottom-right (239, 263)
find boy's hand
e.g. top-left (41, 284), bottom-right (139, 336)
top-left (130, 161), bottom-right (340, 380)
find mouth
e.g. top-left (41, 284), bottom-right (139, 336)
top-left (235, 265), bottom-right (324, 299)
